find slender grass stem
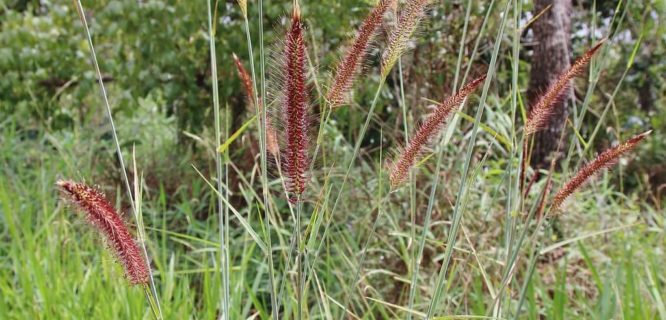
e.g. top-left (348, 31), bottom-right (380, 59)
top-left (205, 1), bottom-right (230, 318)
top-left (405, 1), bottom-right (475, 316)
top-left (253, 0), bottom-right (280, 318)
top-left (425, 2), bottom-right (510, 318)
top-left (239, 7), bottom-right (279, 318)
top-left (73, 1), bottom-right (162, 318)
top-left (338, 137), bottom-right (388, 317)
top-left (398, 55), bottom-right (417, 320)
top-left (495, 0), bottom-right (523, 316)
top-left (296, 199), bottom-right (304, 320)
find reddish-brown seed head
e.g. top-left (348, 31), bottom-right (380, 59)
top-left (232, 52), bottom-right (256, 112)
top-left (525, 40), bottom-right (605, 135)
top-left (327, 0), bottom-right (392, 107)
top-left (389, 75), bottom-right (486, 187)
top-left (232, 53), bottom-right (280, 157)
top-left (380, 0), bottom-right (429, 78)
top-left (57, 180), bottom-right (149, 285)
top-left (282, 8), bottom-right (310, 197)
top-left (550, 130), bottom-right (650, 212)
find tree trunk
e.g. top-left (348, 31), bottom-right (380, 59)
top-left (527, 0), bottom-right (572, 168)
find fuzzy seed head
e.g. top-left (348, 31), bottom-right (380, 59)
top-left (57, 180), bottom-right (149, 285)
top-left (327, 0), bottom-right (392, 107)
top-left (380, 0), bottom-right (429, 79)
top-left (551, 130), bottom-right (650, 212)
top-left (232, 53), bottom-right (280, 158)
top-left (233, 53), bottom-right (256, 112)
top-left (282, 10), bottom-right (310, 197)
top-left (525, 41), bottom-right (605, 135)
top-left (389, 75), bottom-right (486, 187)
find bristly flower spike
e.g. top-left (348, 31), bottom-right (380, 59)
top-left (380, 0), bottom-right (429, 79)
top-left (57, 180), bottom-right (149, 285)
top-left (525, 40), bottom-right (605, 135)
top-left (389, 75), bottom-right (486, 187)
top-left (550, 130), bottom-right (651, 211)
top-left (232, 53), bottom-right (256, 112)
top-left (232, 53), bottom-right (280, 157)
top-left (282, 3), bottom-right (310, 197)
top-left (327, 0), bottom-right (393, 107)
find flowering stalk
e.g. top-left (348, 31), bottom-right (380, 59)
top-left (550, 130), bottom-right (651, 211)
top-left (327, 0), bottom-right (392, 107)
top-left (282, 5), bottom-right (310, 197)
top-left (57, 180), bottom-right (149, 285)
top-left (232, 53), bottom-right (280, 157)
top-left (380, 0), bottom-right (429, 79)
top-left (524, 41), bottom-right (605, 135)
top-left (232, 53), bottom-right (256, 112)
top-left (389, 75), bottom-right (486, 187)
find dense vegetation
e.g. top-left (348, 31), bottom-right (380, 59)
top-left (1, 0), bottom-right (665, 319)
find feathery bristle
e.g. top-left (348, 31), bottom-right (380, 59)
top-left (525, 41), bottom-right (605, 135)
top-left (56, 180), bottom-right (149, 285)
top-left (327, 0), bottom-right (392, 107)
top-left (380, 0), bottom-right (429, 79)
top-left (550, 130), bottom-right (650, 211)
top-left (282, 9), bottom-right (310, 196)
top-left (389, 75), bottom-right (486, 187)
top-left (266, 122), bottom-right (280, 159)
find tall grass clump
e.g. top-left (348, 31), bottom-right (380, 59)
top-left (22, 0), bottom-right (658, 319)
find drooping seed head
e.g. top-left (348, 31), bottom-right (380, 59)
top-left (389, 75), bottom-right (486, 187)
top-left (525, 41), bottom-right (605, 135)
top-left (550, 130), bottom-right (651, 212)
top-left (282, 5), bottom-right (310, 197)
top-left (380, 0), bottom-right (430, 79)
top-left (57, 180), bottom-right (149, 285)
top-left (327, 0), bottom-right (392, 107)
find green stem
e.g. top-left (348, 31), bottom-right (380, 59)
top-left (206, 1), bottom-right (229, 318)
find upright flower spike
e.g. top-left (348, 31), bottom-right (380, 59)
top-left (327, 0), bottom-right (392, 107)
top-left (551, 130), bottom-right (651, 211)
top-left (57, 180), bottom-right (149, 285)
top-left (380, 0), bottom-right (429, 79)
top-left (525, 41), bottom-right (605, 135)
top-left (389, 75), bottom-right (486, 187)
top-left (282, 4), bottom-right (310, 197)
